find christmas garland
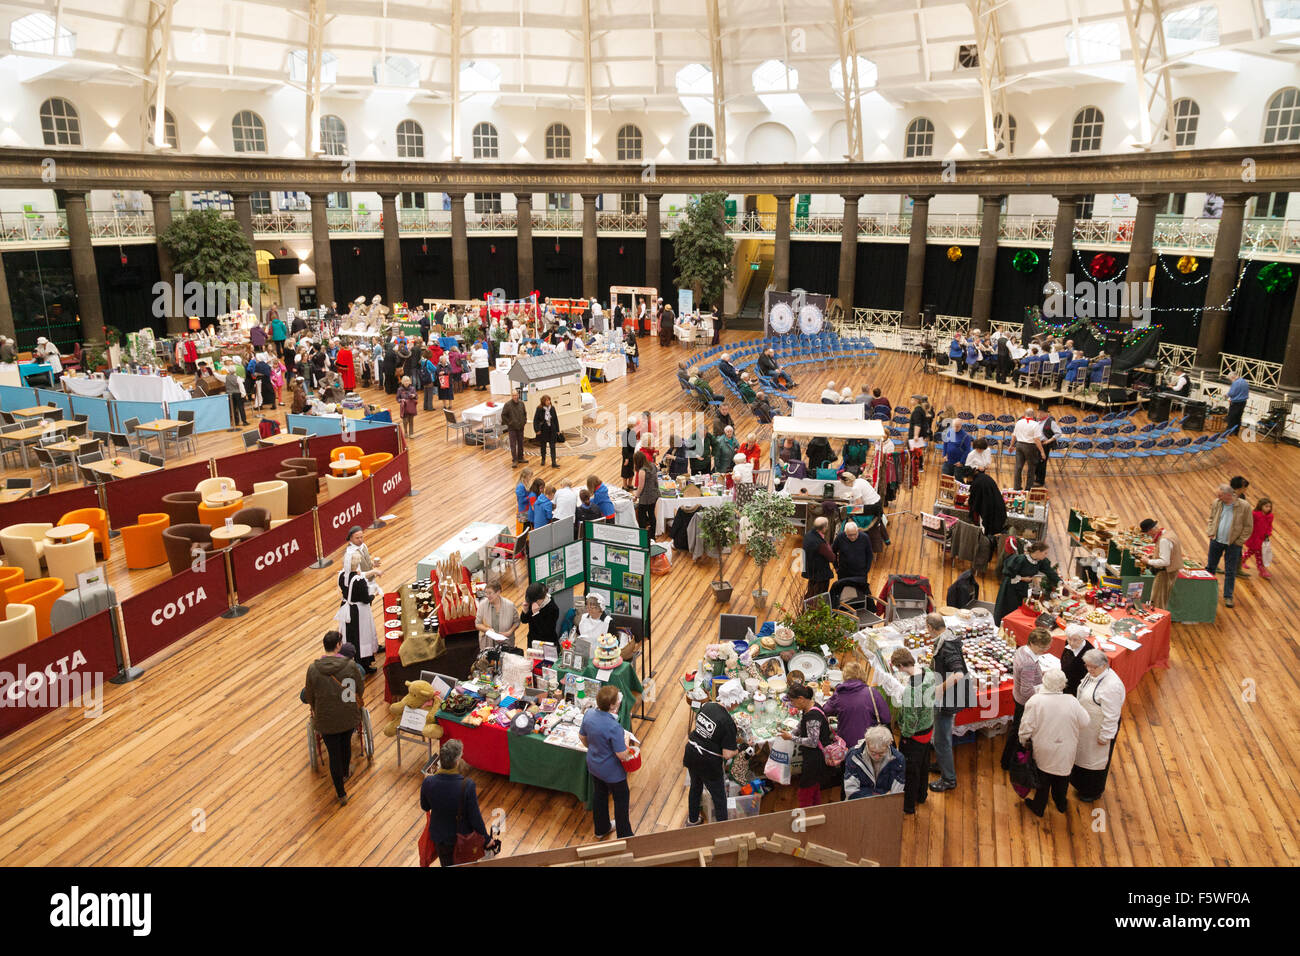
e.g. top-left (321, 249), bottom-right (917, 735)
top-left (1029, 317), bottom-right (1160, 348)
top-left (1011, 249), bottom-right (1039, 274)
top-left (1257, 262), bottom-right (1296, 295)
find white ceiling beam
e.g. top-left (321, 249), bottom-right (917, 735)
top-left (915, 0), bottom-right (932, 82)
top-left (451, 0), bottom-right (462, 159)
top-left (141, 0), bottom-right (174, 152)
top-left (707, 0), bottom-right (727, 163)
top-left (969, 0), bottom-right (1008, 157)
top-left (1123, 0), bottom-right (1175, 149)
top-left (582, 0), bottom-right (594, 160)
top-left (305, 0), bottom-right (325, 157)
top-left (835, 0), bottom-right (864, 161)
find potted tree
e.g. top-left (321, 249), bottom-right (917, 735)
top-left (699, 501), bottom-right (738, 603)
top-left (741, 489), bottom-right (796, 606)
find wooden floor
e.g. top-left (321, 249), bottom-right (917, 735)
top-left (1, 333), bottom-right (1298, 867)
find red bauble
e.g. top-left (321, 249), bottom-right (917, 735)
top-left (1090, 252), bottom-right (1117, 279)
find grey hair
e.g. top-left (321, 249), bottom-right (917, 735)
top-left (1041, 668), bottom-right (1068, 693)
top-left (864, 725), bottom-right (894, 753)
top-left (1082, 649), bottom-right (1109, 669)
top-left (926, 612), bottom-right (947, 633)
top-left (1217, 483), bottom-right (1233, 495)
top-left (438, 738), bottom-right (464, 770)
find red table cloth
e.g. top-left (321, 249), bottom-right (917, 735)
top-left (1001, 604), bottom-right (1171, 693)
top-left (436, 716), bottom-right (511, 776)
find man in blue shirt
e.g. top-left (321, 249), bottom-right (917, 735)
top-left (1225, 373), bottom-right (1249, 435)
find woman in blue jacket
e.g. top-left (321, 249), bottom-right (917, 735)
top-left (948, 334), bottom-right (967, 373)
top-left (585, 476), bottom-right (616, 520)
top-left (843, 725), bottom-right (908, 800)
top-left (419, 739), bottom-right (495, 866)
top-left (528, 479), bottom-right (554, 528)
top-left (965, 336), bottom-right (983, 378)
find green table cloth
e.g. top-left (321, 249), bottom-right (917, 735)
top-left (507, 732), bottom-right (593, 807)
top-left (1168, 572), bottom-right (1218, 624)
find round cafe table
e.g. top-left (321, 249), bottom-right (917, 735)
top-left (330, 458), bottom-right (361, 476)
top-left (210, 524), bottom-right (253, 548)
top-left (45, 523), bottom-right (90, 543)
top-left (205, 489), bottom-right (244, 507)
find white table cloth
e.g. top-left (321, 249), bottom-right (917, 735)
top-left (107, 371), bottom-right (191, 404)
top-left (0, 364), bottom-right (21, 387)
top-left (489, 368), bottom-right (513, 396)
top-left (655, 494), bottom-right (733, 535)
top-left (461, 402), bottom-right (504, 427)
top-left (62, 375), bottom-right (111, 398)
top-left (416, 522), bottom-right (509, 578)
top-left (582, 354), bottom-right (626, 381)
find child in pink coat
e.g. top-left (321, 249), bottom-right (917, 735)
top-left (1243, 497), bottom-right (1274, 580)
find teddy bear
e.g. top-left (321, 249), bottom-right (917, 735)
top-left (382, 679), bottom-right (445, 740)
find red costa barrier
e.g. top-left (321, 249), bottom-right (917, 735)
top-left (370, 450), bottom-right (411, 516)
top-left (102, 460), bottom-right (213, 531)
top-left (305, 425), bottom-right (401, 477)
top-left (119, 560), bottom-right (229, 664)
top-left (228, 510), bottom-right (317, 602)
top-left (0, 610), bottom-right (119, 740)
top-left (0, 485), bottom-right (101, 556)
top-left (212, 443), bottom-right (298, 494)
top-left (316, 477), bottom-right (375, 555)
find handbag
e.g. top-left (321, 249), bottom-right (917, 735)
top-left (418, 810), bottom-right (435, 867)
top-left (620, 746), bottom-right (642, 773)
top-left (1008, 740), bottom-right (1040, 797)
top-left (453, 778), bottom-right (487, 865)
top-left (1261, 539), bottom-right (1273, 567)
top-left (812, 707), bottom-right (848, 767)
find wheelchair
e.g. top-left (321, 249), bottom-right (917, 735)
top-left (308, 709), bottom-right (375, 773)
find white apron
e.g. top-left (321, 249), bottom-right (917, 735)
top-left (1074, 669), bottom-right (1126, 770)
top-left (335, 570), bottom-right (378, 659)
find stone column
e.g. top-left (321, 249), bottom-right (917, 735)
top-left (581, 193), bottom-right (599, 300)
top-left (149, 190), bottom-right (186, 335)
top-left (229, 190), bottom-right (258, 276)
top-left (1126, 193), bottom-right (1163, 296)
top-left (773, 194), bottom-right (792, 291)
top-left (60, 191), bottom-right (104, 343)
top-left (309, 192), bottom-right (335, 309)
top-left (902, 194), bottom-right (932, 328)
top-left (644, 194), bottom-right (661, 292)
top-left (1048, 194), bottom-right (1078, 292)
top-left (1194, 194), bottom-right (1247, 371)
top-left (970, 195), bottom-right (1003, 331)
top-left (515, 193), bottom-right (534, 297)
top-left (381, 193), bottom-right (403, 307)
top-left (449, 193), bottom-right (469, 300)
top-left (837, 194), bottom-right (860, 312)
top-left (0, 251), bottom-right (14, 343)
top-left (1279, 280), bottom-right (1300, 395)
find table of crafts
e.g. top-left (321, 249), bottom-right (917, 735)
top-left (1000, 603), bottom-right (1171, 693)
top-left (434, 709), bottom-right (594, 806)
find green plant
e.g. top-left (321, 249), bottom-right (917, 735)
top-left (673, 192), bottom-right (736, 309)
top-left (158, 208), bottom-right (256, 288)
top-left (103, 325), bottom-right (122, 347)
top-left (741, 489), bottom-right (796, 600)
top-left (776, 600), bottom-right (858, 655)
top-left (698, 501), bottom-right (738, 587)
top-left (81, 343), bottom-right (109, 372)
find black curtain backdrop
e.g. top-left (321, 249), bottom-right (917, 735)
top-left (854, 243), bottom-right (908, 310)
top-left (660, 236), bottom-right (677, 303)
top-left (468, 236), bottom-right (518, 300)
top-left (400, 237), bottom-right (454, 304)
top-left (992, 247), bottom-right (1051, 330)
top-left (789, 241), bottom-right (839, 297)
top-left (922, 244), bottom-right (978, 317)
top-left (330, 238), bottom-right (385, 306)
top-left (598, 236), bottom-right (648, 297)
top-left (533, 236), bottom-right (583, 298)
top-left (2, 249), bottom-right (82, 351)
top-left (1150, 253), bottom-right (1208, 348)
top-left (1224, 259), bottom-right (1298, 360)
top-left (94, 244), bottom-right (164, 338)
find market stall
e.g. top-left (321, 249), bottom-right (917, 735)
top-left (107, 370), bottom-right (192, 403)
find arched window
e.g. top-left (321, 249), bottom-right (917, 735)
top-left (993, 113), bottom-right (1016, 154)
top-left (1172, 98), bottom-right (1199, 147)
top-left (545, 123), bottom-right (571, 160)
top-left (319, 115), bottom-right (347, 156)
top-left (1070, 107), bottom-right (1104, 152)
top-left (396, 119), bottom-right (424, 158)
top-left (616, 124), bottom-right (643, 161)
top-left (688, 123), bottom-right (714, 161)
top-left (1264, 87), bottom-right (1300, 144)
top-left (472, 122), bottom-right (499, 159)
top-left (904, 117), bottom-right (934, 158)
top-left (39, 97), bottom-right (81, 146)
top-left (148, 106), bottom-right (178, 148)
top-left (232, 110), bottom-right (267, 153)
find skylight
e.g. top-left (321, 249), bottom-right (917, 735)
top-left (289, 49), bottom-right (338, 85)
top-left (829, 56), bottom-right (878, 96)
top-left (1066, 22), bottom-right (1123, 66)
top-left (9, 13), bottom-right (75, 56)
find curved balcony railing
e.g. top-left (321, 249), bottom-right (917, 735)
top-left (88, 210), bottom-right (154, 239)
top-left (252, 211), bottom-right (312, 235)
top-left (858, 214), bottom-right (911, 238)
top-left (0, 209), bottom-right (68, 243)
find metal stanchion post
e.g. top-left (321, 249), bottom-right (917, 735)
top-left (369, 476), bottom-right (384, 529)
top-left (309, 507), bottom-right (332, 569)
top-left (220, 543), bottom-right (248, 618)
top-left (108, 602), bottom-right (144, 684)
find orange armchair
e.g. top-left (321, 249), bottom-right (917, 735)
top-left (8, 577), bottom-right (64, 641)
top-left (0, 567), bottom-right (25, 608)
top-left (120, 513), bottom-right (170, 570)
top-left (58, 507), bottom-right (111, 560)
top-left (197, 500), bottom-right (242, 529)
top-left (331, 445), bottom-right (364, 463)
top-left (358, 452), bottom-right (393, 478)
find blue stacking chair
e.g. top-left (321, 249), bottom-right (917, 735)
top-left (1089, 439), bottom-right (1115, 474)
top-left (1066, 439), bottom-right (1093, 475)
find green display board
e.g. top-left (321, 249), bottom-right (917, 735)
top-left (527, 539), bottom-right (587, 593)
top-left (583, 522), bottom-right (651, 630)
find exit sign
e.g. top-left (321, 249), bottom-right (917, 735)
top-left (750, 262), bottom-right (759, 271)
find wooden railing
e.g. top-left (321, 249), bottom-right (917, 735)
top-left (1221, 352), bottom-right (1282, 390)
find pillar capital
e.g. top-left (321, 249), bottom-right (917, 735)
top-left (841, 194), bottom-right (862, 205)
top-left (643, 193), bottom-right (662, 204)
top-left (1054, 193), bottom-right (1080, 204)
top-left (580, 192), bottom-right (600, 202)
top-left (908, 194), bottom-right (934, 205)
top-left (979, 194), bottom-right (1005, 207)
top-left (514, 193), bottom-right (533, 205)
top-left (774, 193), bottom-right (794, 204)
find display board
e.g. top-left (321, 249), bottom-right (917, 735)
top-left (583, 521), bottom-right (651, 629)
top-left (528, 520), bottom-right (585, 593)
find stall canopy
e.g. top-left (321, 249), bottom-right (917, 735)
top-left (772, 401), bottom-right (887, 442)
top-left (508, 353), bottom-right (582, 387)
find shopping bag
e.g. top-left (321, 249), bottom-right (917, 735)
top-left (620, 746), bottom-right (642, 773)
top-left (418, 811), bottom-right (435, 867)
top-left (1008, 741), bottom-right (1040, 797)
top-left (1261, 539), bottom-right (1273, 567)
top-left (764, 736), bottom-right (794, 785)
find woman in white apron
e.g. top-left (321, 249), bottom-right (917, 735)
top-left (340, 527), bottom-right (382, 666)
top-left (1071, 650), bottom-right (1126, 801)
top-left (336, 567), bottom-right (378, 674)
